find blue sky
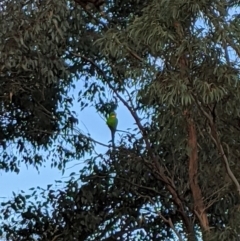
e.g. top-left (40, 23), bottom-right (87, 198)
top-left (1, 79), bottom-right (135, 199)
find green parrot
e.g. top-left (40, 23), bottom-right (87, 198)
top-left (106, 112), bottom-right (118, 148)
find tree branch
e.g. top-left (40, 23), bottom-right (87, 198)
top-left (193, 95), bottom-right (240, 195)
top-left (146, 196), bottom-right (183, 241)
top-left (74, 53), bottom-right (194, 236)
top-left (184, 110), bottom-right (209, 231)
top-left (28, 128), bottom-right (110, 148)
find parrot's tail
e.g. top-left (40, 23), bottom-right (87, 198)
top-left (111, 130), bottom-right (115, 149)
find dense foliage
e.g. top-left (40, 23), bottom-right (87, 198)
top-left (1, 0), bottom-right (240, 240)
top-left (0, 0), bottom-right (90, 172)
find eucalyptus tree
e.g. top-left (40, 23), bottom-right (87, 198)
top-left (1, 0), bottom-right (240, 241)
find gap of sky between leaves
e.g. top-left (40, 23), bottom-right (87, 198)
top-left (1, 77), bottom-right (135, 199)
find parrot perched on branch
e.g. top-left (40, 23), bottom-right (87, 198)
top-left (106, 112), bottom-right (118, 148)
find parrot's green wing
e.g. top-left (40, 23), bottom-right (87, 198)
top-left (106, 112), bottom-right (118, 148)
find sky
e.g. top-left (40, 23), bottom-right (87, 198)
top-left (1, 79), bottom-right (135, 200)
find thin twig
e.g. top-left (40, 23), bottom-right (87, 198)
top-left (115, 176), bottom-right (163, 196)
top-left (75, 131), bottom-right (110, 148)
top-left (52, 233), bottom-right (63, 241)
top-left (204, 184), bottom-right (228, 210)
top-left (147, 196), bottom-right (183, 241)
top-left (28, 128), bottom-right (110, 148)
top-left (116, 129), bottom-right (131, 134)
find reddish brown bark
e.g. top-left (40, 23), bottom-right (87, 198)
top-left (187, 114), bottom-right (209, 231)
